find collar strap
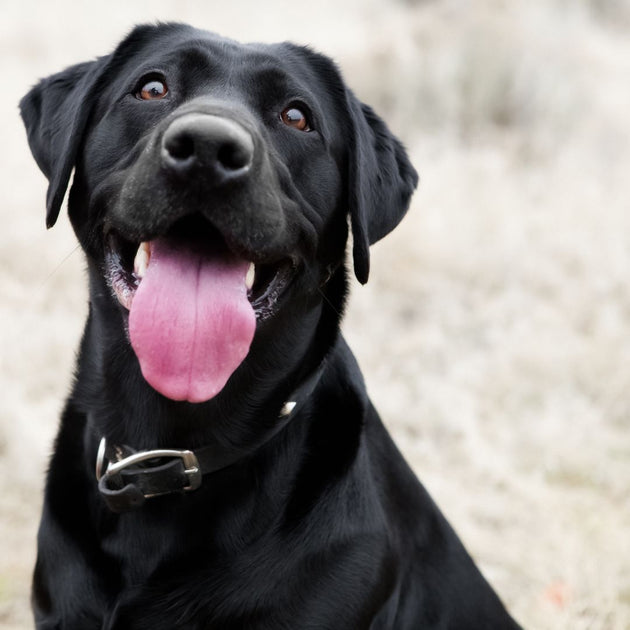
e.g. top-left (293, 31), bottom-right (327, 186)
top-left (96, 361), bottom-right (325, 513)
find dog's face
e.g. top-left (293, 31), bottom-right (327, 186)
top-left (21, 23), bottom-right (417, 406)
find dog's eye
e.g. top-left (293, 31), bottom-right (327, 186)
top-left (280, 107), bottom-right (310, 132)
top-left (137, 78), bottom-right (168, 101)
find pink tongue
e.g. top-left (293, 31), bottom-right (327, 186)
top-left (129, 238), bottom-right (255, 403)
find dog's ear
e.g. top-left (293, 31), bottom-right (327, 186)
top-left (345, 93), bottom-right (418, 285)
top-left (20, 59), bottom-right (105, 228)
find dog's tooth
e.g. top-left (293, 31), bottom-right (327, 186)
top-left (245, 263), bottom-right (256, 291)
top-left (134, 242), bottom-right (151, 279)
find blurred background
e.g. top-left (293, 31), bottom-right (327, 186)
top-left (1, 0), bottom-right (629, 627)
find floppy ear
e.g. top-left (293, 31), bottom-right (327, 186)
top-left (345, 93), bottom-right (418, 284)
top-left (20, 59), bottom-right (105, 228)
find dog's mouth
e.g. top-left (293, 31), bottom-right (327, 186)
top-left (103, 217), bottom-right (295, 403)
top-left (105, 227), bottom-right (293, 319)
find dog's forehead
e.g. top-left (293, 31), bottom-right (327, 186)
top-left (114, 26), bottom-right (325, 95)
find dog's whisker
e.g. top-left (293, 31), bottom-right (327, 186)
top-left (40, 243), bottom-right (82, 287)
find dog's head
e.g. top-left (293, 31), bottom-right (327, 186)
top-left (21, 23), bottom-right (417, 405)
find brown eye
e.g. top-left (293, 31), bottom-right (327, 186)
top-left (137, 79), bottom-right (168, 100)
top-left (280, 107), bottom-right (310, 132)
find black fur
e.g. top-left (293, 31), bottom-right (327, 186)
top-left (21, 23), bottom-right (520, 629)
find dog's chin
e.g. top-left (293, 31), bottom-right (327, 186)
top-left (102, 217), bottom-right (296, 403)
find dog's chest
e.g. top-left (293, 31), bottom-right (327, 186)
top-left (102, 514), bottom-right (180, 585)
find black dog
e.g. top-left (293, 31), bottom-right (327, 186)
top-left (21, 23), bottom-right (521, 629)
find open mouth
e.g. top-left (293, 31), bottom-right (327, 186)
top-left (102, 216), bottom-right (295, 403)
top-left (104, 218), bottom-right (294, 322)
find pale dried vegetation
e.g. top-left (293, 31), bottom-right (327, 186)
top-left (1, 1), bottom-right (629, 628)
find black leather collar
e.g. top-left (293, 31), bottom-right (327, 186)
top-left (96, 361), bottom-right (325, 513)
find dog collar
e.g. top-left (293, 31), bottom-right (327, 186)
top-left (95, 362), bottom-right (325, 513)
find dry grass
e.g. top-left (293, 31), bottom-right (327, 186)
top-left (1, 0), bottom-right (629, 628)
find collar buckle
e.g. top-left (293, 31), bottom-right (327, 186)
top-left (96, 437), bottom-right (201, 493)
top-left (96, 438), bottom-right (202, 512)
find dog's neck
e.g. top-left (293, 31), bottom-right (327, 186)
top-left (76, 262), bottom-right (346, 451)
top-left (93, 356), bottom-right (328, 512)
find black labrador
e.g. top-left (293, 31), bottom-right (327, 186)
top-left (21, 23), bottom-right (521, 629)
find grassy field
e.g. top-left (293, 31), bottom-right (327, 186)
top-left (1, 0), bottom-right (629, 627)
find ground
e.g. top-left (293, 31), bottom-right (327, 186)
top-left (1, 1), bottom-right (629, 628)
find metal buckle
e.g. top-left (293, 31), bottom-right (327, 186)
top-left (96, 437), bottom-right (202, 497)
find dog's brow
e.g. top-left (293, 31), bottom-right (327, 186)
top-left (172, 45), bottom-right (218, 73)
top-left (249, 65), bottom-right (295, 94)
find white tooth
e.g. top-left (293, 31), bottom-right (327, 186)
top-left (134, 242), bottom-right (151, 279)
top-left (245, 263), bottom-right (256, 291)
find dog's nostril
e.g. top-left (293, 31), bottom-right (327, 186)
top-left (165, 132), bottom-right (195, 161)
top-left (217, 142), bottom-right (251, 171)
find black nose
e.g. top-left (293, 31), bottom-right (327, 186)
top-left (161, 114), bottom-right (254, 184)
